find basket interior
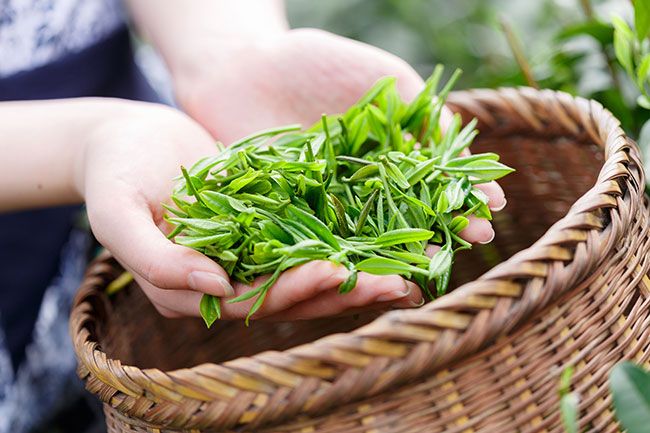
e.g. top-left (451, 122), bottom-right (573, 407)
top-left (99, 133), bottom-right (604, 371)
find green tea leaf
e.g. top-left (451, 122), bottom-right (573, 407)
top-left (356, 189), bottom-right (379, 236)
top-left (449, 216), bottom-right (470, 233)
top-left (330, 193), bottom-right (351, 237)
top-left (355, 76), bottom-right (395, 107)
top-left (278, 239), bottom-right (333, 258)
top-left (355, 257), bottom-right (427, 276)
top-left (176, 232), bottom-right (238, 248)
top-left (397, 191), bottom-right (435, 217)
top-left (338, 270), bottom-right (358, 294)
top-left (435, 265), bottom-right (452, 296)
top-left (428, 247), bottom-right (452, 280)
top-left (347, 164), bottom-right (379, 182)
top-left (444, 180), bottom-right (466, 212)
top-left (384, 160), bottom-right (411, 189)
top-left (437, 160), bottom-right (515, 180)
top-left (169, 217), bottom-right (229, 233)
top-left (436, 193), bottom-right (450, 216)
top-left (445, 153), bottom-right (499, 167)
top-left (199, 294), bottom-right (221, 328)
top-left (470, 188), bottom-right (490, 205)
top-left (230, 124), bottom-right (302, 149)
top-left (285, 205), bottom-right (341, 251)
top-left (404, 157), bottom-right (440, 186)
top-left (375, 228), bottom-right (434, 247)
top-left (348, 113), bottom-right (370, 154)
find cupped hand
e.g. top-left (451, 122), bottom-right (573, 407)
top-left (175, 28), bottom-right (505, 246)
top-left (79, 101), bottom-right (423, 320)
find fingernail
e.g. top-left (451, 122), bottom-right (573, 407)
top-left (411, 298), bottom-right (426, 307)
top-left (391, 297), bottom-right (425, 309)
top-left (376, 285), bottom-right (411, 302)
top-left (491, 198), bottom-right (507, 212)
top-left (188, 271), bottom-right (235, 297)
top-left (478, 229), bottom-right (496, 245)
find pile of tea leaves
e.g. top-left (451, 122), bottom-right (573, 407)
top-left (166, 66), bottom-right (514, 326)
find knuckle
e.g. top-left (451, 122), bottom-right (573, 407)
top-left (153, 303), bottom-right (181, 319)
top-left (143, 260), bottom-right (168, 289)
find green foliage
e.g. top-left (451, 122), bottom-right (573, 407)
top-left (168, 69), bottom-right (513, 326)
top-left (610, 361), bottom-right (650, 433)
top-left (559, 366), bottom-right (579, 433)
top-left (288, 0), bottom-right (650, 136)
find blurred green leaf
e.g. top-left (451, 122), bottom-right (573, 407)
top-left (556, 20), bottom-right (614, 46)
top-left (635, 0), bottom-right (650, 42)
top-left (638, 54), bottom-right (650, 89)
top-left (638, 95), bottom-right (650, 110)
top-left (560, 393), bottom-right (579, 433)
top-left (613, 15), bottom-right (635, 76)
top-left (558, 366), bottom-right (578, 433)
top-left (638, 119), bottom-right (650, 189)
top-left (610, 361), bottom-right (650, 433)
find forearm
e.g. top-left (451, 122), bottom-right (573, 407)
top-left (0, 98), bottom-right (130, 212)
top-left (123, 0), bottom-right (288, 80)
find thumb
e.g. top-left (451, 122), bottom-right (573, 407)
top-left (88, 199), bottom-right (234, 297)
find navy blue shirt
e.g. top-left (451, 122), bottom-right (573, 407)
top-left (0, 25), bottom-right (160, 371)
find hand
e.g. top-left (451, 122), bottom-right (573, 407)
top-left (174, 28), bottom-right (505, 246)
top-left (80, 101), bottom-right (423, 320)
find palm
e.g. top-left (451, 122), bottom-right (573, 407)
top-left (177, 28), bottom-right (426, 144)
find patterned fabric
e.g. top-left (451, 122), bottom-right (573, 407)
top-left (0, 2), bottom-right (130, 431)
top-left (0, 228), bottom-right (95, 433)
top-left (0, 0), bottom-right (124, 77)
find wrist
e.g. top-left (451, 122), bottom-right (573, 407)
top-left (0, 97), bottom-right (146, 212)
top-left (73, 99), bottom-right (166, 200)
top-left (125, 0), bottom-right (289, 87)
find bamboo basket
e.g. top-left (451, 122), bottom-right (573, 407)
top-left (70, 87), bottom-right (649, 433)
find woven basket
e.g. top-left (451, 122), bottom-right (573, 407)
top-left (71, 87), bottom-right (649, 433)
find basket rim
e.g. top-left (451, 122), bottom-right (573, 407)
top-left (70, 86), bottom-right (644, 431)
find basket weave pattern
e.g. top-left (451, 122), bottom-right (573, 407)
top-left (71, 87), bottom-right (648, 432)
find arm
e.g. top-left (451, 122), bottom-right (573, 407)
top-left (1, 98), bottom-right (121, 211)
top-left (123, 0), bottom-right (288, 82)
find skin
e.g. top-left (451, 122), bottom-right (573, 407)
top-left (1, 1), bottom-right (506, 322)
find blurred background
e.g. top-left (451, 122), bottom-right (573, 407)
top-left (285, 0), bottom-right (645, 135)
top-left (140, 0), bottom-right (647, 136)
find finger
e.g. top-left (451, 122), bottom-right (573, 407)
top-left (88, 196), bottom-right (234, 298)
top-left (440, 105), bottom-right (454, 134)
top-left (216, 260), bottom-right (351, 320)
top-left (272, 274), bottom-right (422, 320)
top-left (474, 181), bottom-right (507, 211)
top-left (391, 62), bottom-right (425, 103)
top-left (458, 214), bottom-right (495, 244)
top-left (126, 266), bottom-right (203, 318)
top-left (425, 244), bottom-right (441, 258)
